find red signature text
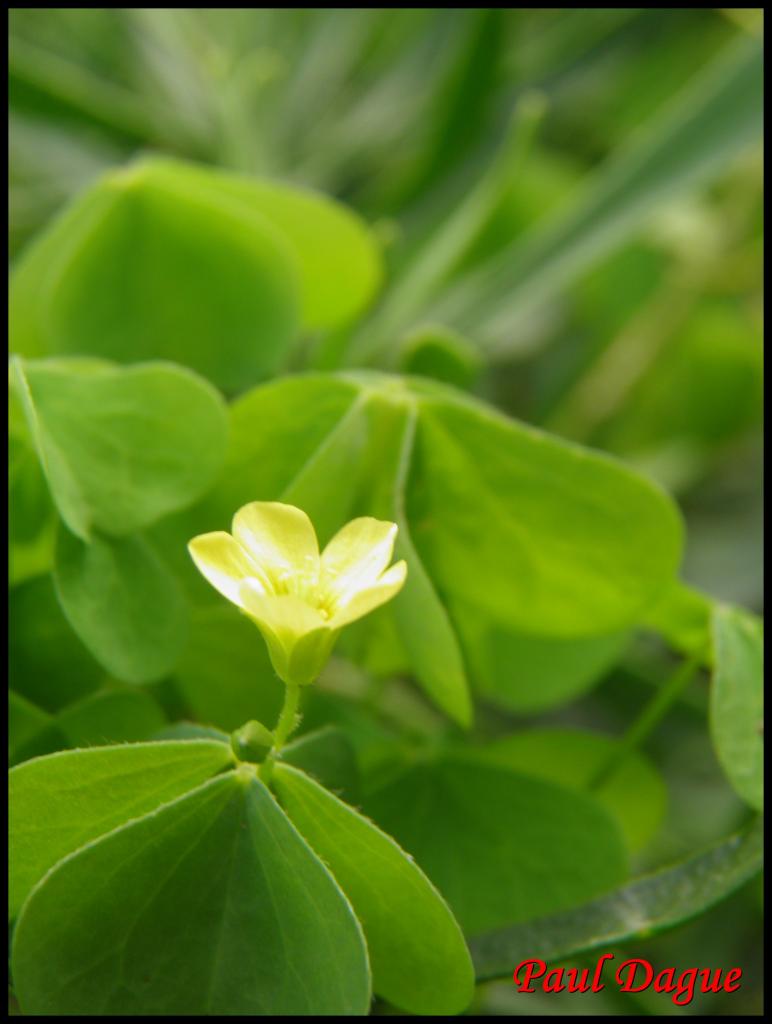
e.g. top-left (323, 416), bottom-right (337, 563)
top-left (513, 955), bottom-right (742, 1007)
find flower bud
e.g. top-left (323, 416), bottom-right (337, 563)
top-left (230, 720), bottom-right (275, 763)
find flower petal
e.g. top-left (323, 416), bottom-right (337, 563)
top-left (239, 581), bottom-right (327, 643)
top-left (240, 581), bottom-right (331, 686)
top-left (328, 560), bottom-right (407, 629)
top-left (233, 502), bottom-right (320, 595)
top-left (320, 518), bottom-right (398, 605)
top-left (188, 532), bottom-right (260, 609)
top-left (288, 627), bottom-right (339, 687)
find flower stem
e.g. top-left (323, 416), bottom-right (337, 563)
top-left (259, 683), bottom-right (301, 784)
top-left (587, 655), bottom-right (700, 791)
top-left (273, 683), bottom-right (301, 750)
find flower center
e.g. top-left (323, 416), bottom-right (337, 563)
top-left (270, 564), bottom-right (338, 622)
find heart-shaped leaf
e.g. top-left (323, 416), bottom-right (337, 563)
top-left (147, 157), bottom-right (383, 331)
top-left (10, 161), bottom-right (300, 392)
top-left (12, 770), bottom-right (372, 1015)
top-left (10, 156), bottom-right (383, 391)
top-left (468, 729), bottom-right (667, 852)
top-left (11, 357), bottom-right (228, 541)
top-left (200, 372), bottom-right (682, 722)
top-left (365, 756), bottom-right (628, 935)
top-left (456, 605), bottom-right (628, 713)
top-left (274, 762), bottom-right (474, 1015)
top-left (408, 379), bottom-right (682, 635)
top-left (54, 526), bottom-right (188, 683)
top-left (9, 739), bottom-right (234, 919)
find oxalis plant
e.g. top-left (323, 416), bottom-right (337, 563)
top-left (7, 34), bottom-right (763, 1015)
top-left (13, 504), bottom-right (476, 1015)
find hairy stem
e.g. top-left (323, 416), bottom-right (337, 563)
top-left (259, 683), bottom-right (301, 783)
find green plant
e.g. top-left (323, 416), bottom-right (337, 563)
top-left (9, 10), bottom-right (763, 1017)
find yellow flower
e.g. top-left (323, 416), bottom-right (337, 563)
top-left (188, 502), bottom-right (407, 687)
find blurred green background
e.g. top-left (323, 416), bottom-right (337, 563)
top-left (9, 8), bottom-right (763, 1016)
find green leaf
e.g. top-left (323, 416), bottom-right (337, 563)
top-left (261, 386), bottom-right (470, 723)
top-left (8, 387), bottom-right (56, 584)
top-left (172, 604), bottom-right (283, 732)
top-left (409, 382), bottom-right (683, 636)
top-left (8, 510), bottom-right (56, 589)
top-left (280, 392), bottom-right (373, 546)
top-left (432, 36), bottom-right (763, 353)
top-left (299, 690), bottom-right (408, 793)
top-left (469, 815), bottom-right (763, 981)
top-left (274, 763), bottom-right (474, 1015)
top-left (151, 157), bottom-right (383, 330)
top-left (365, 756), bottom-right (628, 935)
top-left (458, 607), bottom-right (628, 713)
top-left (11, 357), bottom-right (228, 540)
top-left (153, 722), bottom-right (230, 743)
top-left (10, 574), bottom-right (104, 711)
top-left (9, 739), bottom-right (234, 919)
top-left (54, 526), bottom-right (188, 683)
top-left (393, 490), bottom-right (473, 723)
top-left (214, 374), bottom-right (362, 517)
top-left (710, 605), bottom-right (763, 811)
top-left (205, 374), bottom-right (469, 716)
top-left (281, 726), bottom-right (361, 805)
top-left (10, 160), bottom-right (300, 392)
top-left (371, 401), bottom-right (470, 725)
top-left (8, 691), bottom-right (64, 768)
top-left (56, 686), bottom-right (167, 747)
top-left (467, 729), bottom-right (667, 852)
top-left (208, 372), bottom-right (682, 721)
top-left (398, 323), bottom-right (483, 390)
top-left (338, 600), bottom-right (411, 679)
top-left (642, 579), bottom-right (714, 663)
top-left (12, 771), bottom-right (372, 1015)
top-left (8, 691), bottom-right (53, 754)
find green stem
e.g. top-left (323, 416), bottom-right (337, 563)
top-left (259, 683), bottom-right (301, 784)
top-left (588, 655), bottom-right (700, 791)
top-left (274, 683), bottom-right (301, 750)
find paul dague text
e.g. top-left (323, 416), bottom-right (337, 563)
top-left (513, 953), bottom-right (742, 1007)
